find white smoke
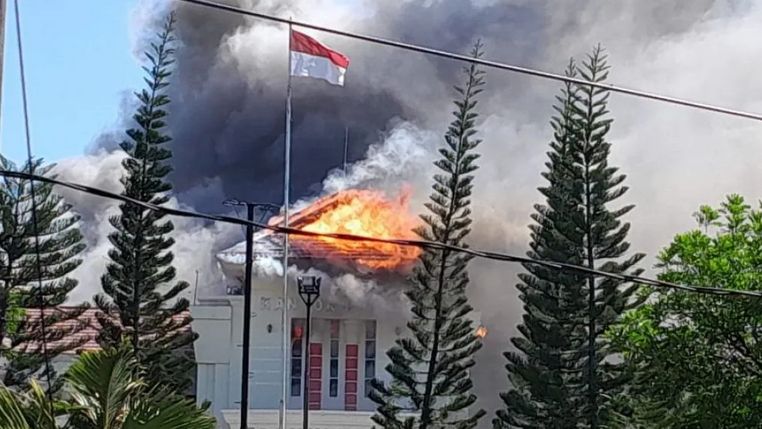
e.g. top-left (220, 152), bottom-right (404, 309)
top-left (53, 149), bottom-right (239, 302)
top-left (253, 257), bottom-right (285, 277)
top-left (53, 151), bottom-right (125, 303)
top-left (331, 273), bottom-right (408, 316)
top-left (283, 266), bottom-right (409, 318)
top-left (322, 122), bottom-right (438, 195)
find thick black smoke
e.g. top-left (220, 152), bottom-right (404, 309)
top-left (162, 0), bottom-right (545, 211)
top-left (158, 0), bottom-right (724, 212)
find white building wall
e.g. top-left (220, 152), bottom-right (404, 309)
top-left (191, 273), bottom-right (401, 427)
top-left (192, 273), bottom-right (481, 429)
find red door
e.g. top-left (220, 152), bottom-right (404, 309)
top-left (309, 343), bottom-right (322, 410)
top-left (344, 344), bottom-right (358, 411)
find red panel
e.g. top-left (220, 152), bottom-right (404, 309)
top-left (345, 344), bottom-right (358, 411)
top-left (309, 343), bottom-right (322, 410)
top-left (344, 394), bottom-right (357, 411)
top-left (346, 344), bottom-right (358, 357)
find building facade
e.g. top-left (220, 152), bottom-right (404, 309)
top-left (193, 193), bottom-right (482, 428)
top-left (192, 272), bottom-right (401, 429)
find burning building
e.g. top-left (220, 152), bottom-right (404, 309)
top-left (191, 189), bottom-right (482, 428)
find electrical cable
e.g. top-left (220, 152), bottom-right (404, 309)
top-left (177, 0), bottom-right (762, 123)
top-left (3, 170), bottom-right (761, 299)
top-left (11, 0), bottom-right (55, 401)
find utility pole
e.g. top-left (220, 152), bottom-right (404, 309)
top-left (240, 202), bottom-right (254, 429)
top-left (223, 200), bottom-right (279, 429)
top-left (0, 0), bottom-right (7, 153)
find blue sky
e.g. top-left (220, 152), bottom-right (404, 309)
top-left (2, 0), bottom-right (141, 164)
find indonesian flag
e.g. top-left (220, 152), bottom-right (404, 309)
top-left (290, 30), bottom-right (349, 86)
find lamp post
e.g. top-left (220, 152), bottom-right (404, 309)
top-left (297, 276), bottom-right (321, 429)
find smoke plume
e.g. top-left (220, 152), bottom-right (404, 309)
top-left (56, 0), bottom-right (762, 419)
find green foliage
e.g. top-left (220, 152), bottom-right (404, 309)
top-left (0, 378), bottom-right (67, 429)
top-left (0, 156), bottom-right (88, 392)
top-left (610, 194), bottom-right (762, 428)
top-left (0, 347), bottom-right (215, 429)
top-left (495, 46), bottom-right (644, 429)
top-left (370, 42), bottom-right (487, 429)
top-left (5, 292), bottom-right (25, 337)
top-left (95, 13), bottom-right (196, 393)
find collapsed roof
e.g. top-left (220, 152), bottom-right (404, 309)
top-left (216, 190), bottom-right (419, 275)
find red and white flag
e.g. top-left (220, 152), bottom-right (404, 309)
top-left (290, 30), bottom-right (349, 86)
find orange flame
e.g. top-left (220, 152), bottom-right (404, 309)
top-left (475, 325), bottom-right (488, 339)
top-left (298, 189), bottom-right (421, 270)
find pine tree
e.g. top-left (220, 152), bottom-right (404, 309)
top-left (95, 13), bottom-right (196, 393)
top-left (0, 157), bottom-right (88, 392)
top-left (370, 42), bottom-right (487, 429)
top-left (573, 46), bottom-right (644, 427)
top-left (494, 46), bottom-right (644, 429)
top-left (493, 61), bottom-right (588, 429)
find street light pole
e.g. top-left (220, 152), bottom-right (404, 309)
top-left (302, 301), bottom-right (311, 428)
top-left (297, 276), bottom-right (321, 429)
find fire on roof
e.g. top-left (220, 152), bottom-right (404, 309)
top-left (217, 189), bottom-right (421, 273)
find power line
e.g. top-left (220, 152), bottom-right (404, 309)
top-left (4, 170), bottom-right (761, 299)
top-left (177, 0), bottom-right (762, 123)
top-left (11, 0), bottom-right (55, 401)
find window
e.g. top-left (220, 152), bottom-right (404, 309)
top-left (364, 320), bottom-right (376, 397)
top-left (290, 318), bottom-right (305, 397)
top-left (329, 320), bottom-right (340, 397)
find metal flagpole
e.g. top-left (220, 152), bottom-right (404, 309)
top-left (342, 127), bottom-right (348, 174)
top-left (280, 20), bottom-right (293, 429)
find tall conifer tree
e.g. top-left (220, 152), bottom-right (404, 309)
top-left (494, 61), bottom-right (587, 429)
top-left (0, 158), bottom-right (88, 392)
top-left (495, 46), bottom-right (644, 429)
top-left (95, 13), bottom-right (196, 393)
top-left (370, 42), bottom-right (487, 429)
top-left (574, 45), bottom-right (644, 428)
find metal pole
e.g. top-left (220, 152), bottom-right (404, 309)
top-left (0, 0), bottom-right (6, 153)
top-left (281, 20), bottom-right (293, 429)
top-left (240, 203), bottom-right (255, 429)
top-left (342, 127), bottom-right (348, 174)
top-left (302, 301), bottom-right (311, 429)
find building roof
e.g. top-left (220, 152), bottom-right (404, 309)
top-left (217, 191), bottom-right (403, 268)
top-left (22, 308), bottom-right (192, 354)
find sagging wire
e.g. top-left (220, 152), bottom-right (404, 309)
top-left (11, 0), bottom-right (55, 401)
top-left (2, 170), bottom-right (761, 300)
top-left (177, 0), bottom-right (762, 123)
